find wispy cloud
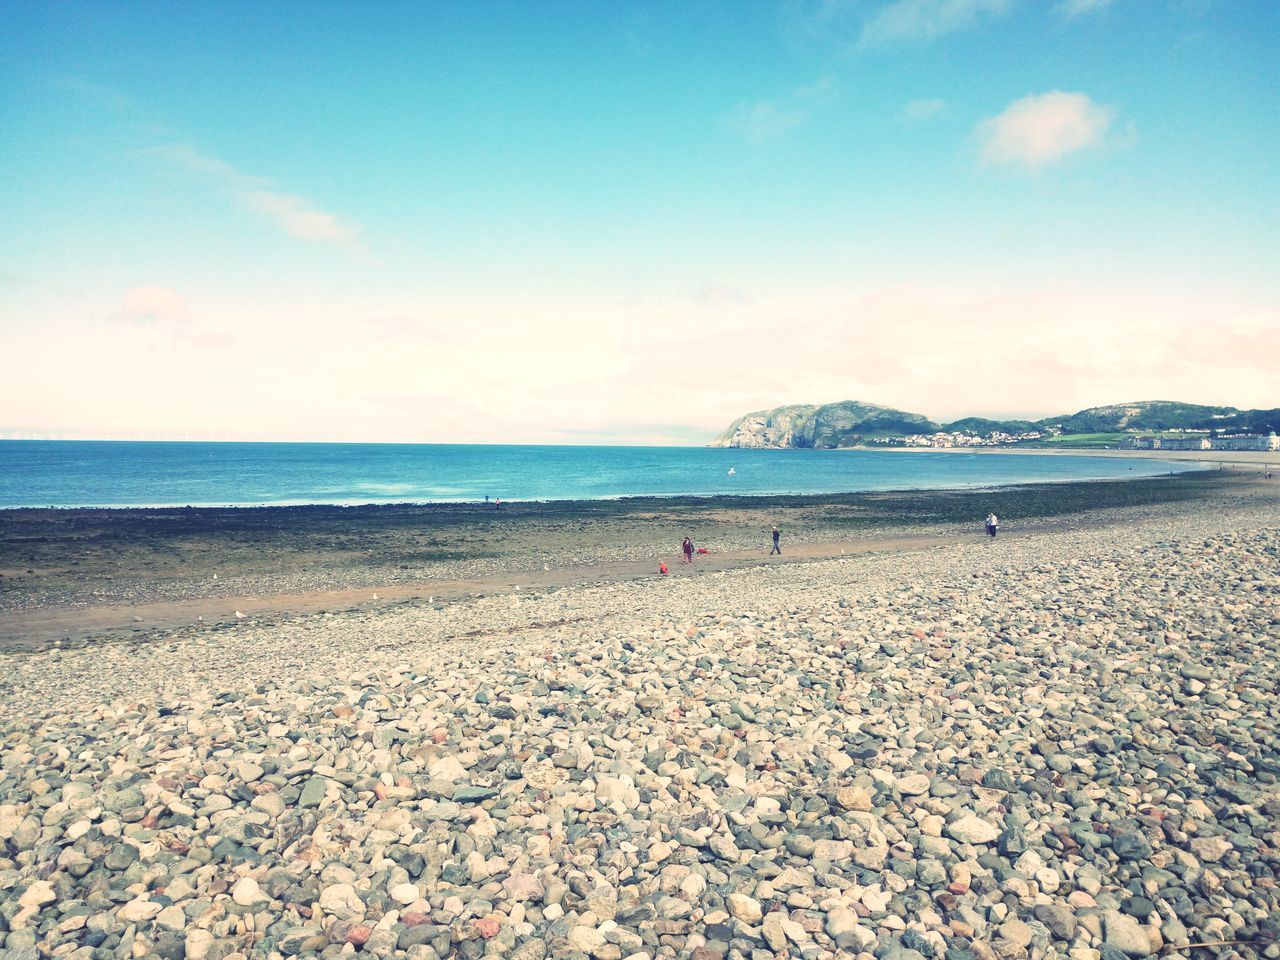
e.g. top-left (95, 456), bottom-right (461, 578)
top-left (109, 285), bottom-right (233, 349)
top-left (726, 76), bottom-right (836, 142)
top-left (147, 143), bottom-right (362, 249)
top-left (860, 0), bottom-right (1012, 46)
top-left (902, 97), bottom-right (946, 122)
top-left (978, 90), bottom-right (1116, 168)
top-left (117, 284), bottom-right (187, 322)
top-left (1056, 0), bottom-right (1116, 18)
top-left (243, 191), bottom-right (356, 243)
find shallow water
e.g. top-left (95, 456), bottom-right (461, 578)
top-left (0, 440), bottom-right (1196, 509)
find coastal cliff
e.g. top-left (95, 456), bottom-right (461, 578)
top-left (709, 401), bottom-right (939, 448)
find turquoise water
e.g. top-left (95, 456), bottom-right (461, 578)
top-left (0, 441), bottom-right (1196, 509)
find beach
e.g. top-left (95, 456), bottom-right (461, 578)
top-left (0, 469), bottom-right (1262, 650)
top-left (1, 471), bottom-right (1278, 960)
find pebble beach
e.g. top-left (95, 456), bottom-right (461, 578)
top-left (2, 486), bottom-right (1278, 960)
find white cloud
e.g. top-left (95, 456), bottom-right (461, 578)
top-left (726, 76), bottom-right (836, 142)
top-left (978, 91), bottom-right (1115, 168)
top-left (1056, 0), bottom-right (1116, 17)
top-left (108, 285), bottom-right (233, 350)
top-left (147, 143), bottom-right (361, 248)
top-left (902, 97), bottom-right (946, 121)
top-left (118, 284), bottom-right (187, 322)
top-left (860, 0), bottom-right (1011, 45)
top-left (243, 190), bottom-right (357, 243)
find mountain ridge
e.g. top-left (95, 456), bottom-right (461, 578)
top-left (709, 400), bottom-right (1280, 448)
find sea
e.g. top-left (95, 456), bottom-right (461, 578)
top-left (0, 440), bottom-right (1200, 510)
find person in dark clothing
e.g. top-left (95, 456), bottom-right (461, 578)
top-left (681, 537), bottom-right (694, 564)
top-left (770, 526), bottom-right (781, 555)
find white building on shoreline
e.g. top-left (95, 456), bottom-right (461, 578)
top-left (1124, 432), bottom-right (1278, 451)
top-left (1213, 432), bottom-right (1280, 451)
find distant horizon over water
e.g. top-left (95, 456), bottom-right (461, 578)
top-left (0, 440), bottom-right (1198, 510)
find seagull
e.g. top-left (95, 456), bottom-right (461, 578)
top-left (372, 593), bottom-right (379, 600)
top-left (235, 610), bottom-right (245, 619)
top-left (728, 467), bottom-right (736, 475)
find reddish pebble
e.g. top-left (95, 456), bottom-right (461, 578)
top-left (374, 783), bottom-right (388, 801)
top-left (401, 911), bottom-right (431, 927)
top-left (474, 917), bottom-right (501, 939)
top-left (345, 925), bottom-right (373, 947)
top-left (432, 728), bottom-right (448, 744)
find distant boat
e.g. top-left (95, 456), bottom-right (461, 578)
top-left (728, 467), bottom-right (736, 475)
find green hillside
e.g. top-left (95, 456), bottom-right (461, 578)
top-left (1040, 401), bottom-right (1279, 434)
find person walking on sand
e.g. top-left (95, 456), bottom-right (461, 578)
top-left (681, 537), bottom-right (694, 564)
top-left (770, 526), bottom-right (781, 555)
top-left (985, 512), bottom-right (999, 538)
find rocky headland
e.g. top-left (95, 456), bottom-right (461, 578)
top-left (708, 403), bottom-right (940, 449)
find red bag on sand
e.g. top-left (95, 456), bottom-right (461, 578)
top-left (659, 562), bottom-right (668, 575)
top-left (696, 547), bottom-right (709, 554)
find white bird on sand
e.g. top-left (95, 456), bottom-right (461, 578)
top-left (543, 563), bottom-right (550, 571)
top-left (372, 593), bottom-right (379, 600)
top-left (235, 610), bottom-right (245, 619)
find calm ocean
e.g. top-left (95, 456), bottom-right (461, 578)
top-left (0, 440), bottom-right (1199, 509)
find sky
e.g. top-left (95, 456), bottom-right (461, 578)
top-left (1, 0), bottom-right (1277, 444)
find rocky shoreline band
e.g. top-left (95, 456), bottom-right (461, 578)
top-left (1, 468), bottom-right (1277, 960)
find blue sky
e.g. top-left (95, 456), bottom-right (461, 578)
top-left (2, 0), bottom-right (1276, 442)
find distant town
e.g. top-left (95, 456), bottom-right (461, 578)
top-left (867, 428), bottom-right (1280, 451)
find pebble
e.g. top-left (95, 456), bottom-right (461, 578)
top-left (2, 504), bottom-right (1279, 960)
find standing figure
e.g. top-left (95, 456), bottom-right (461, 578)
top-left (682, 537), bottom-right (694, 564)
top-left (770, 526), bottom-right (781, 555)
top-left (985, 512), bottom-right (999, 538)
